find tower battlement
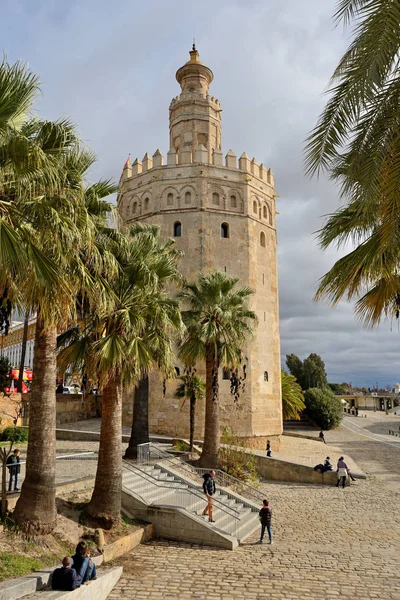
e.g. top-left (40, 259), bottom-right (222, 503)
top-left (121, 148), bottom-right (274, 188)
top-left (169, 91), bottom-right (221, 107)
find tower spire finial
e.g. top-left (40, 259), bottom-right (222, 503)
top-left (192, 38), bottom-right (196, 52)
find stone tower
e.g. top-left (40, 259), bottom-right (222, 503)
top-left (118, 47), bottom-right (282, 447)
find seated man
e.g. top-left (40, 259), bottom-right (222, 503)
top-left (52, 557), bottom-right (82, 591)
top-left (323, 457), bottom-right (334, 472)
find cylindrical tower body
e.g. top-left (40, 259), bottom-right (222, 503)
top-left (118, 48), bottom-right (282, 447)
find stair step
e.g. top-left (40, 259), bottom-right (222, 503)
top-left (122, 460), bottom-right (262, 545)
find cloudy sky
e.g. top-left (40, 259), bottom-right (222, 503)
top-left (2, 0), bottom-right (399, 387)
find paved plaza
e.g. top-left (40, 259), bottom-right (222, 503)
top-left (109, 412), bottom-right (400, 600)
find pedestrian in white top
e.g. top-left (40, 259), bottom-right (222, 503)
top-left (336, 457), bottom-right (348, 488)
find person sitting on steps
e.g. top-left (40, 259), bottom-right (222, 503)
top-left (52, 557), bottom-right (82, 591)
top-left (71, 541), bottom-right (97, 583)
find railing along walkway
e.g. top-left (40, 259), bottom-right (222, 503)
top-left (122, 458), bottom-right (242, 538)
top-left (137, 442), bottom-right (264, 505)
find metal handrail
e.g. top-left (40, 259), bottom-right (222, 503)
top-left (122, 459), bottom-right (241, 520)
top-left (139, 443), bottom-right (264, 505)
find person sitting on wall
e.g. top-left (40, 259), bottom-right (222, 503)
top-left (52, 557), bottom-right (82, 591)
top-left (314, 457), bottom-right (334, 473)
top-left (71, 541), bottom-right (97, 583)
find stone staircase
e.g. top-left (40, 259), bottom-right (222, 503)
top-left (122, 460), bottom-right (261, 550)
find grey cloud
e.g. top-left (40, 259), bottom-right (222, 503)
top-left (1, 0), bottom-right (397, 386)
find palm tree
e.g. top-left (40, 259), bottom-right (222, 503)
top-left (59, 225), bottom-right (182, 527)
top-left (174, 368), bottom-right (205, 451)
top-left (11, 147), bottom-right (115, 535)
top-left (305, 1), bottom-right (400, 325)
top-left (178, 271), bottom-right (257, 467)
top-left (281, 371), bottom-right (305, 421)
top-left (124, 225), bottom-right (183, 460)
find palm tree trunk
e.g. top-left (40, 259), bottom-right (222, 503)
top-left (198, 350), bottom-right (220, 467)
top-left (88, 372), bottom-right (122, 529)
top-left (17, 311), bottom-right (29, 393)
top-left (13, 313), bottom-right (57, 535)
top-left (124, 375), bottom-right (149, 460)
top-left (189, 393), bottom-right (196, 452)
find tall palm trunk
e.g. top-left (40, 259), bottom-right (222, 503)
top-left (88, 372), bottom-right (122, 529)
top-left (198, 348), bottom-right (220, 467)
top-left (124, 375), bottom-right (149, 460)
top-left (13, 313), bottom-right (57, 534)
top-left (189, 393), bottom-right (196, 452)
top-left (17, 311), bottom-right (29, 393)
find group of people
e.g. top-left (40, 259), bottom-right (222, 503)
top-left (314, 456), bottom-right (356, 487)
top-left (51, 541), bottom-right (97, 591)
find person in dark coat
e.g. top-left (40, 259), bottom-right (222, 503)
top-left (202, 470), bottom-right (216, 523)
top-left (52, 557), bottom-right (81, 591)
top-left (319, 431), bottom-right (326, 444)
top-left (6, 448), bottom-right (21, 492)
top-left (258, 499), bottom-right (272, 544)
top-left (266, 440), bottom-right (272, 457)
top-left (71, 541), bottom-right (97, 583)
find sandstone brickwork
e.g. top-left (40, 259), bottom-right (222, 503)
top-left (118, 47), bottom-right (282, 445)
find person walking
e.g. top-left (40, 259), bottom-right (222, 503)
top-left (266, 440), bottom-right (272, 457)
top-left (336, 456), bottom-right (349, 488)
top-left (202, 470), bottom-right (216, 523)
top-left (6, 448), bottom-right (21, 492)
top-left (258, 499), bottom-right (272, 544)
top-left (319, 431), bottom-right (326, 444)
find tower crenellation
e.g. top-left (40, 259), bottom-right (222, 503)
top-left (117, 46), bottom-right (282, 446)
top-left (122, 148), bottom-right (274, 183)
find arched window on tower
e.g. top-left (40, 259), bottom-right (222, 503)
top-left (221, 223), bottom-right (229, 238)
top-left (230, 194), bottom-right (237, 208)
top-left (212, 192), bottom-right (220, 205)
top-left (167, 193), bottom-right (173, 206)
top-left (132, 202), bottom-right (137, 215)
top-left (173, 221), bottom-right (182, 237)
top-left (253, 200), bottom-right (258, 214)
top-left (144, 197), bottom-right (150, 211)
top-left (260, 231), bottom-right (266, 247)
top-left (185, 191), bottom-right (191, 204)
top-left (263, 205), bottom-right (268, 219)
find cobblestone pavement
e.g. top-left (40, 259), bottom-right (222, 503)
top-left (110, 415), bottom-right (400, 600)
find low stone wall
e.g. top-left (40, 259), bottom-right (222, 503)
top-left (122, 490), bottom-right (237, 550)
top-left (102, 524), bottom-right (154, 562)
top-left (251, 452), bottom-right (366, 485)
top-left (0, 393), bottom-right (28, 429)
top-left (55, 395), bottom-right (101, 426)
top-left (0, 393), bottom-right (100, 431)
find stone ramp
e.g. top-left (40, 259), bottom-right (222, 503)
top-left (121, 461), bottom-right (261, 550)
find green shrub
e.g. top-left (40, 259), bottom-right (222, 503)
top-left (304, 387), bottom-right (343, 430)
top-left (1, 427), bottom-right (29, 443)
top-left (219, 427), bottom-right (259, 484)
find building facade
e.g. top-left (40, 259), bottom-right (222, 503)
top-left (118, 47), bottom-right (282, 446)
top-left (0, 318), bottom-right (36, 369)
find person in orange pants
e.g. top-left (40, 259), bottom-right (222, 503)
top-left (202, 470), bottom-right (216, 522)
